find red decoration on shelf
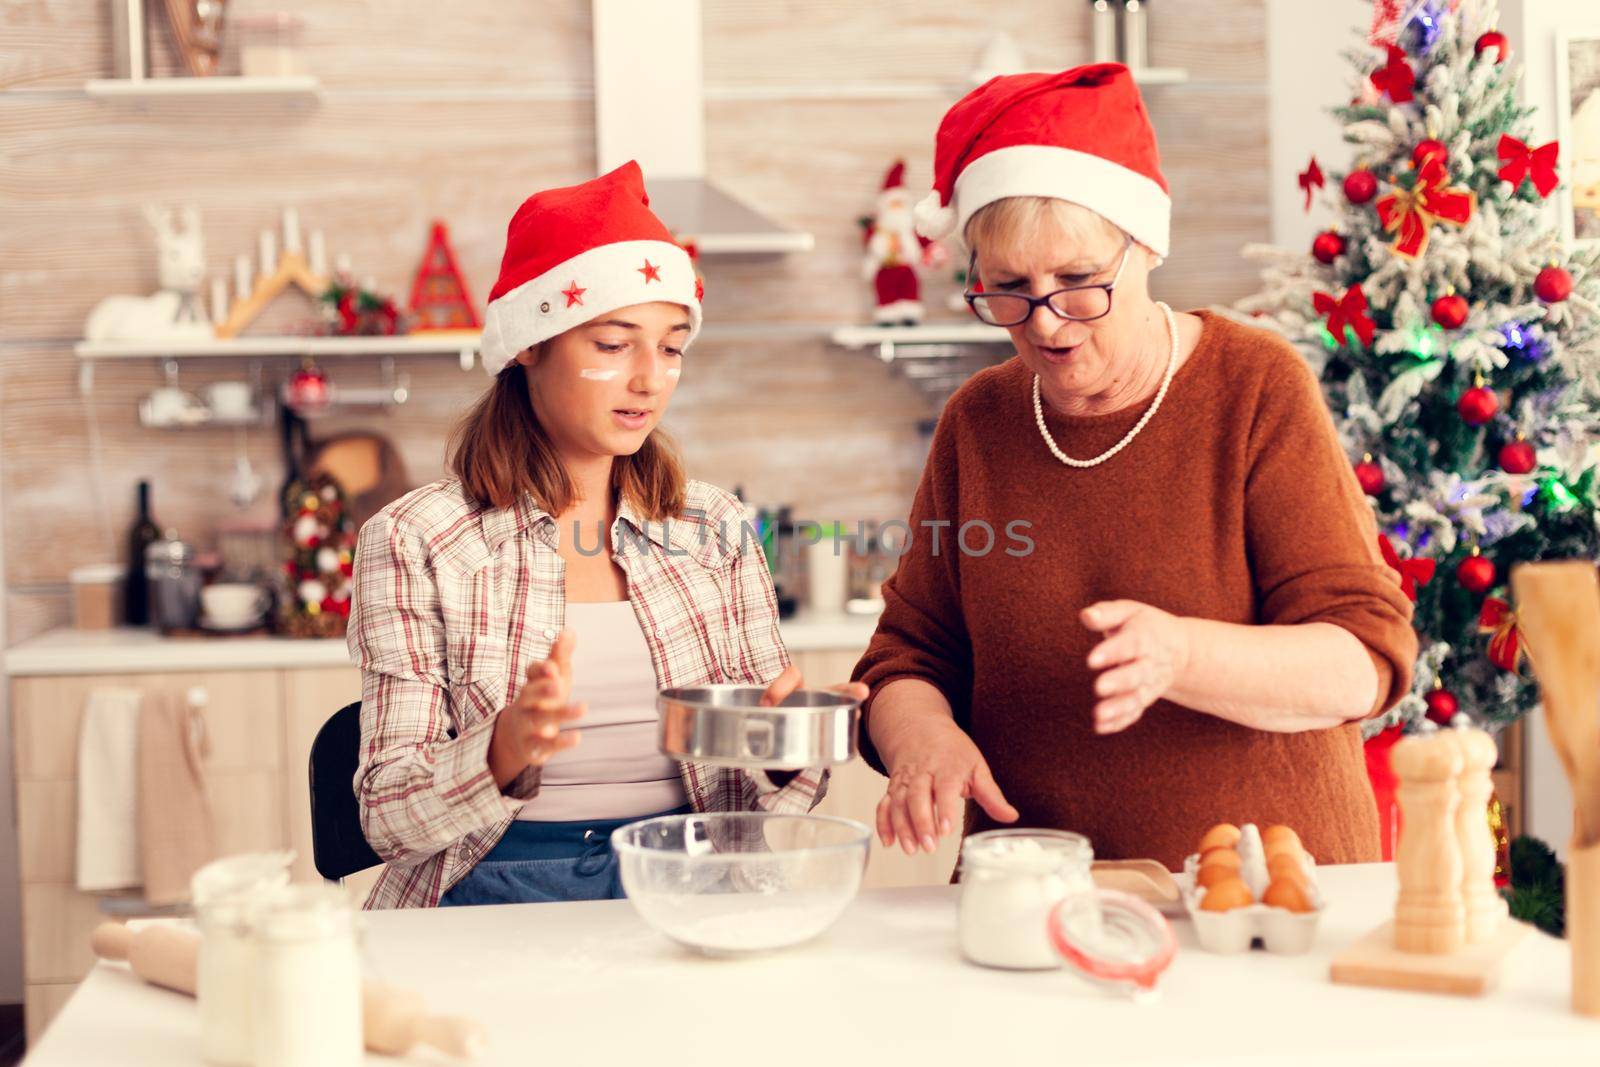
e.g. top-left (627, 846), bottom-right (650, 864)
top-left (286, 362), bottom-right (330, 412)
top-left (1412, 139), bottom-right (1449, 169)
top-left (1298, 156), bottom-right (1325, 211)
top-left (1457, 551), bottom-right (1496, 594)
top-left (1478, 597), bottom-right (1524, 673)
top-left (1499, 438), bottom-right (1536, 475)
top-left (1378, 534), bottom-right (1435, 602)
top-left (1425, 687), bottom-right (1460, 726)
top-left (1375, 155), bottom-right (1476, 258)
top-left (1371, 45), bottom-right (1416, 103)
top-left (1535, 265), bottom-right (1574, 303)
top-left (1497, 135), bottom-right (1560, 198)
top-left (1312, 230), bottom-right (1346, 264)
top-left (1344, 169), bottom-right (1379, 205)
top-left (1354, 456), bottom-right (1385, 495)
top-left (1314, 284), bottom-right (1377, 347)
top-left (407, 220), bottom-right (480, 330)
top-left (1475, 30), bottom-right (1509, 63)
top-left (1458, 385), bottom-right (1499, 426)
top-left (1431, 293), bottom-right (1469, 329)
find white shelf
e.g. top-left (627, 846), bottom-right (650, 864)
top-left (1132, 67), bottom-right (1189, 86)
top-left (77, 333), bottom-right (478, 363)
top-left (829, 322), bottom-right (1013, 351)
top-left (85, 75), bottom-right (321, 101)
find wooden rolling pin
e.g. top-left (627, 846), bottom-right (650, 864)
top-left (1511, 559), bottom-right (1600, 1018)
top-left (92, 923), bottom-right (487, 1058)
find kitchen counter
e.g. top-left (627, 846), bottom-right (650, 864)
top-left (25, 865), bottom-right (1598, 1066)
top-left (4, 611), bottom-right (881, 676)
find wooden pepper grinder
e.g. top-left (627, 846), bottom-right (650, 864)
top-left (1445, 721), bottom-right (1507, 944)
top-left (1391, 727), bottom-right (1465, 954)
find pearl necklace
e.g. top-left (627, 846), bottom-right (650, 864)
top-left (1032, 301), bottom-right (1180, 469)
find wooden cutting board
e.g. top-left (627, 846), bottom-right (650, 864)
top-left (1329, 919), bottom-right (1532, 996)
top-left (1091, 859), bottom-right (1182, 912)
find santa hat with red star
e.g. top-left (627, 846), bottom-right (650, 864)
top-left (480, 161), bottom-right (703, 375)
top-left (913, 63), bottom-right (1171, 257)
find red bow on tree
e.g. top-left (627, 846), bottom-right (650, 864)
top-left (1314, 284), bottom-right (1377, 348)
top-left (1299, 156), bottom-right (1325, 212)
top-left (1378, 533), bottom-right (1436, 602)
top-left (1375, 155), bottom-right (1475, 258)
top-left (1478, 597), bottom-right (1525, 672)
top-left (1497, 134), bottom-right (1561, 198)
top-left (1370, 45), bottom-right (1416, 103)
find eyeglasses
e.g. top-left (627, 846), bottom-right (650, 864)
top-left (963, 236), bottom-right (1134, 327)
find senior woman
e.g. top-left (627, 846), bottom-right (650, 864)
top-left (853, 64), bottom-right (1417, 870)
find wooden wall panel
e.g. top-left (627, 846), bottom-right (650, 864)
top-left (1, 0), bottom-right (1269, 631)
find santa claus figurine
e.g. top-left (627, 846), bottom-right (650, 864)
top-left (863, 160), bottom-right (948, 325)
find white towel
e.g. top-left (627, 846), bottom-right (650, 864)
top-left (76, 687), bottom-right (144, 892)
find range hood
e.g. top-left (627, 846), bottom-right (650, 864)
top-left (591, 0), bottom-right (813, 255)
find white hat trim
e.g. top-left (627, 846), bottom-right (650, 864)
top-left (952, 144), bottom-right (1171, 257)
top-left (479, 239), bottom-right (701, 375)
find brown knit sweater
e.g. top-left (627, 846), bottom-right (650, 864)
top-left (853, 311), bottom-right (1417, 869)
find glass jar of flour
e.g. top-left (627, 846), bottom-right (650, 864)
top-left (958, 829), bottom-right (1095, 970)
top-left (252, 883), bottom-right (364, 1067)
top-left (192, 852), bottom-right (293, 1066)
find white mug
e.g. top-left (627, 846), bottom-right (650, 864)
top-left (201, 583), bottom-right (270, 628)
top-left (145, 386), bottom-right (192, 425)
top-left (207, 381), bottom-right (255, 419)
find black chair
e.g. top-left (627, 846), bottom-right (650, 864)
top-left (308, 701), bottom-right (383, 881)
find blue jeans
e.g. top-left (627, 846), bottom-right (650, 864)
top-left (439, 805), bottom-right (690, 907)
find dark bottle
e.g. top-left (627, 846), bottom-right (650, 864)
top-left (124, 481), bottom-right (161, 626)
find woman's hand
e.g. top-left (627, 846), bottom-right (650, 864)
top-left (488, 629), bottom-right (586, 789)
top-left (1082, 600), bottom-right (1191, 735)
top-left (873, 701), bottom-right (1018, 855)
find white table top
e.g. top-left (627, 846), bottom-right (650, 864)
top-left (26, 864), bottom-right (1599, 1066)
top-left (4, 612), bottom-right (879, 676)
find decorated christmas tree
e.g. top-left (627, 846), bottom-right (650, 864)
top-left (1242, 0), bottom-right (1600, 734)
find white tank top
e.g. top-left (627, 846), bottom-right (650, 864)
top-left (517, 599), bottom-right (688, 822)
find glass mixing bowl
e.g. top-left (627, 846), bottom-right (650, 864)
top-left (612, 812), bottom-right (870, 955)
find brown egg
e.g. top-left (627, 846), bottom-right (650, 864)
top-left (1199, 848), bottom-right (1242, 873)
top-left (1262, 878), bottom-right (1316, 913)
top-left (1262, 825), bottom-right (1302, 851)
top-left (1199, 876), bottom-right (1254, 912)
top-left (1266, 852), bottom-right (1308, 884)
top-left (1198, 823), bottom-right (1241, 853)
top-left (1195, 863), bottom-right (1240, 889)
top-left (1263, 838), bottom-right (1304, 866)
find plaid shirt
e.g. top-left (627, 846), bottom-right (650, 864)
top-left (347, 477), bottom-right (826, 909)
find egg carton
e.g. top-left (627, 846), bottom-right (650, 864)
top-left (1175, 830), bottom-right (1326, 955)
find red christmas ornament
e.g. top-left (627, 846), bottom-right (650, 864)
top-left (1431, 293), bottom-right (1469, 329)
top-left (1371, 44), bottom-right (1417, 104)
top-left (1457, 552), bottom-right (1497, 595)
top-left (1298, 156), bottom-right (1325, 212)
top-left (1354, 457), bottom-right (1385, 495)
top-left (1475, 30), bottom-right (1509, 63)
top-left (1499, 439), bottom-right (1536, 475)
top-left (1344, 169), bottom-right (1379, 204)
top-left (1535, 265), bottom-right (1574, 303)
top-left (1412, 139), bottom-right (1449, 169)
top-left (1312, 230), bottom-right (1346, 264)
top-left (1458, 386), bottom-right (1499, 426)
top-left (286, 363), bottom-right (330, 411)
top-left (1424, 687), bottom-right (1460, 726)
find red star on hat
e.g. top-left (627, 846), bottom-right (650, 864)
top-left (561, 281), bottom-right (586, 307)
top-left (638, 260), bottom-right (662, 283)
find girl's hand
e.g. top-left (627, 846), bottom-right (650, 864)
top-left (488, 629), bottom-right (586, 789)
top-left (1082, 600), bottom-right (1191, 735)
top-left (758, 663), bottom-right (869, 708)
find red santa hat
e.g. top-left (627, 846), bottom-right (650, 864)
top-left (480, 161), bottom-right (702, 375)
top-left (881, 159), bottom-right (907, 192)
top-left (913, 63), bottom-right (1171, 257)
